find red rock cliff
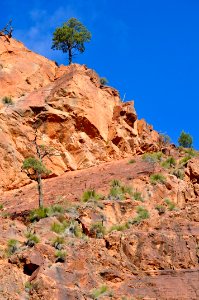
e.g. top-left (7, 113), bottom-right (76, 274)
top-left (0, 37), bottom-right (159, 191)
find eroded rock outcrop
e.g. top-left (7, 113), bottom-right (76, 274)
top-left (1, 37), bottom-right (198, 300)
top-left (0, 38), bottom-right (160, 191)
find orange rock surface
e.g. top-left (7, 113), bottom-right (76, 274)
top-left (0, 37), bottom-right (198, 300)
top-left (0, 37), bottom-right (160, 192)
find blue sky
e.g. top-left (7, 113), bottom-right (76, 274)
top-left (1, 0), bottom-right (199, 148)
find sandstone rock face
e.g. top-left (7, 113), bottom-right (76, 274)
top-left (1, 37), bottom-right (198, 300)
top-left (0, 37), bottom-right (59, 101)
top-left (187, 157), bottom-right (199, 182)
top-left (0, 38), bottom-right (160, 192)
top-left (0, 157), bottom-right (199, 299)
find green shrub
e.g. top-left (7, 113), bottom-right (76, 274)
top-left (25, 232), bottom-right (40, 247)
top-left (51, 220), bottom-right (69, 234)
top-left (91, 285), bottom-right (108, 299)
top-left (1, 212), bottom-right (10, 218)
top-left (7, 239), bottom-right (18, 256)
top-left (25, 281), bottom-right (33, 292)
top-left (109, 186), bottom-right (124, 200)
top-left (184, 148), bottom-right (197, 157)
top-left (2, 96), bottom-right (13, 105)
top-left (29, 207), bottom-right (50, 222)
top-left (172, 168), bottom-right (184, 180)
top-left (164, 198), bottom-right (176, 211)
top-left (142, 152), bottom-right (162, 163)
top-left (180, 156), bottom-right (192, 166)
top-left (178, 131), bottom-right (193, 148)
top-left (161, 156), bottom-right (176, 169)
top-left (70, 221), bottom-right (83, 238)
top-left (121, 185), bottom-right (133, 195)
top-left (109, 223), bottom-right (129, 232)
top-left (0, 204), bottom-right (3, 210)
top-left (100, 77), bottom-right (108, 85)
top-left (133, 191), bottom-right (144, 202)
top-left (108, 180), bottom-right (133, 200)
top-left (131, 206), bottom-right (150, 224)
top-left (29, 204), bottom-right (64, 222)
top-left (150, 173), bottom-right (166, 185)
top-left (90, 222), bottom-right (106, 238)
top-left (52, 236), bottom-right (65, 249)
top-left (55, 250), bottom-right (67, 262)
top-left (136, 206), bottom-right (150, 218)
top-left (81, 189), bottom-right (102, 202)
top-left (63, 220), bottom-right (83, 238)
top-left (155, 205), bottom-right (166, 215)
top-left (111, 179), bottom-right (121, 187)
top-left (128, 159), bottom-right (136, 164)
top-left (49, 204), bottom-right (64, 215)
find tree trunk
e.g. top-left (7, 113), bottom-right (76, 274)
top-left (37, 173), bottom-right (43, 208)
top-left (68, 48), bottom-right (72, 65)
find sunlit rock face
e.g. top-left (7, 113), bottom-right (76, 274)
top-left (0, 37), bottom-right (160, 191)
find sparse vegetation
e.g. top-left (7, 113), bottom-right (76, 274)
top-left (25, 232), bottom-right (40, 247)
top-left (6, 239), bottom-right (18, 256)
top-left (29, 207), bottom-right (50, 222)
top-left (109, 223), bottom-right (129, 232)
top-left (0, 204), bottom-right (3, 210)
top-left (100, 77), bottom-right (108, 85)
top-left (178, 131), bottom-right (193, 148)
top-left (1, 211), bottom-right (11, 218)
top-left (161, 156), bottom-right (176, 169)
top-left (55, 250), bottom-right (67, 262)
top-left (52, 236), bottom-right (65, 249)
top-left (108, 180), bottom-right (133, 200)
top-left (155, 205), bottom-right (166, 215)
top-left (150, 173), bottom-right (166, 185)
top-left (2, 96), bottom-right (13, 105)
top-left (179, 156), bottom-right (192, 166)
top-left (91, 285), bottom-right (108, 299)
top-left (111, 179), bottom-right (121, 187)
top-left (64, 220), bottom-right (83, 238)
top-left (142, 152), bottom-right (162, 163)
top-left (90, 222), bottom-right (106, 238)
top-left (51, 221), bottom-right (68, 234)
top-left (29, 204), bottom-right (65, 222)
top-left (81, 189), bottom-right (102, 202)
top-left (128, 158), bottom-right (136, 164)
top-left (25, 281), bottom-right (33, 292)
top-left (131, 206), bottom-right (150, 224)
top-left (164, 198), bottom-right (176, 211)
top-left (172, 168), bottom-right (184, 179)
top-left (184, 148), bottom-right (198, 157)
top-left (49, 204), bottom-right (64, 215)
top-left (132, 191), bottom-right (144, 202)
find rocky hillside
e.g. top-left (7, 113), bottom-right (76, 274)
top-left (0, 36), bottom-right (199, 300)
top-left (0, 37), bottom-right (159, 192)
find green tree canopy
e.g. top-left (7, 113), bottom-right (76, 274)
top-left (52, 18), bottom-right (91, 64)
top-left (22, 157), bottom-right (50, 175)
top-left (178, 131), bottom-right (193, 148)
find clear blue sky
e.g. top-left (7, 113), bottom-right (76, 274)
top-left (1, 0), bottom-right (199, 148)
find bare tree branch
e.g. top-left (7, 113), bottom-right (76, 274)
top-left (0, 20), bottom-right (13, 42)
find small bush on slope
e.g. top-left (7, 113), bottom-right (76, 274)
top-left (150, 173), bottom-right (166, 185)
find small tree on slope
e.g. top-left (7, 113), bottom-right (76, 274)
top-left (178, 131), bottom-right (193, 148)
top-left (52, 18), bottom-right (91, 65)
top-left (22, 126), bottom-right (58, 208)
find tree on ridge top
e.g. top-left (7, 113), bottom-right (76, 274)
top-left (51, 18), bottom-right (91, 65)
top-left (178, 131), bottom-right (193, 148)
